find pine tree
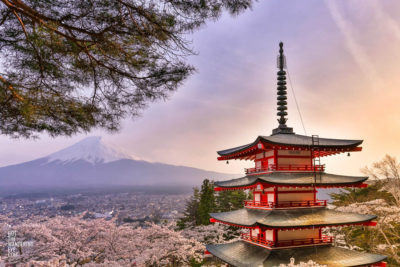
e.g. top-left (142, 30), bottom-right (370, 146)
top-left (0, 0), bottom-right (253, 137)
top-left (215, 190), bottom-right (247, 212)
top-left (178, 180), bottom-right (252, 228)
top-left (196, 179), bottom-right (215, 225)
top-left (177, 187), bottom-right (200, 229)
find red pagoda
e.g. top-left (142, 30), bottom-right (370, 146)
top-left (205, 43), bottom-right (387, 267)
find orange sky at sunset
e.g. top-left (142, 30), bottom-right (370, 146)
top-left (1, 1), bottom-right (400, 178)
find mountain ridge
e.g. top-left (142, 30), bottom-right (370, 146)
top-left (0, 137), bottom-right (238, 192)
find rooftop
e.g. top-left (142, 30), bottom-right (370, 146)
top-left (214, 172), bottom-right (367, 189)
top-left (206, 241), bottom-right (387, 267)
top-left (217, 134), bottom-right (363, 160)
top-left (210, 207), bottom-right (376, 228)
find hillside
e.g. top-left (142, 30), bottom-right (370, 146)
top-left (0, 137), bottom-right (237, 193)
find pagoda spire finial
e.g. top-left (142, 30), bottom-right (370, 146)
top-left (272, 42), bottom-right (294, 135)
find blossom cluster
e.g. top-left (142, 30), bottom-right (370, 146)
top-left (335, 199), bottom-right (400, 224)
top-left (274, 258), bottom-right (327, 267)
top-left (0, 216), bottom-right (205, 266)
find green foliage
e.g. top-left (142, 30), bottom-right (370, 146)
top-left (215, 190), bottom-right (247, 212)
top-left (189, 257), bottom-right (203, 267)
top-left (179, 179), bottom-right (251, 228)
top-left (0, 0), bottom-right (254, 137)
top-left (338, 223), bottom-right (400, 266)
top-left (331, 157), bottom-right (400, 265)
top-left (197, 179), bottom-right (215, 225)
top-left (177, 187), bottom-right (200, 229)
top-left (331, 183), bottom-right (395, 207)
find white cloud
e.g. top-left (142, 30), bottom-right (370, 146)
top-left (324, 0), bottom-right (382, 91)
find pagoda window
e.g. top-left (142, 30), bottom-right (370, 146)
top-left (256, 184), bottom-right (263, 191)
top-left (253, 150), bottom-right (275, 172)
top-left (264, 229), bottom-right (274, 241)
top-left (255, 160), bottom-right (262, 169)
top-left (267, 193), bottom-right (274, 203)
top-left (251, 227), bottom-right (260, 238)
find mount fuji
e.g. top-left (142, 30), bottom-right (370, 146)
top-left (0, 137), bottom-right (237, 193)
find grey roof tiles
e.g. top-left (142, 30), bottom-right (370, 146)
top-left (217, 134), bottom-right (363, 156)
top-left (210, 208), bottom-right (376, 228)
top-left (206, 241), bottom-right (387, 267)
top-left (214, 172), bottom-right (368, 188)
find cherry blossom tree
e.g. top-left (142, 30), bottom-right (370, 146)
top-left (362, 155), bottom-right (400, 206)
top-left (0, 216), bottom-right (205, 266)
top-left (274, 258), bottom-right (327, 267)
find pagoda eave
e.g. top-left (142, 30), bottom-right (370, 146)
top-left (206, 241), bottom-right (387, 267)
top-left (218, 146), bottom-right (362, 161)
top-left (209, 208), bottom-right (377, 229)
top-left (217, 135), bottom-right (363, 161)
top-left (213, 172), bottom-right (368, 191)
top-left (214, 182), bottom-right (367, 192)
top-left (210, 217), bottom-right (378, 229)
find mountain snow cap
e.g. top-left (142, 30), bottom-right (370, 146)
top-left (46, 136), bottom-right (133, 164)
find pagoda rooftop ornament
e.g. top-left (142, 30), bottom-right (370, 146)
top-left (204, 43), bottom-right (387, 267)
top-left (273, 42), bottom-right (294, 135)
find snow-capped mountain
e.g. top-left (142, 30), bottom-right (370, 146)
top-left (46, 136), bottom-right (132, 164)
top-left (0, 136), bottom-right (237, 193)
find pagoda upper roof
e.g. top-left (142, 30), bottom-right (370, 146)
top-left (206, 241), bottom-right (387, 267)
top-left (210, 208), bottom-right (376, 228)
top-left (217, 133), bottom-right (363, 160)
top-left (214, 172), bottom-right (367, 189)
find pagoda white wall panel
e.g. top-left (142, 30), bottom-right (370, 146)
top-left (277, 187), bottom-right (313, 191)
top-left (278, 229), bottom-right (319, 241)
top-left (278, 150), bottom-right (311, 156)
top-left (256, 153), bottom-right (264, 159)
top-left (265, 230), bottom-right (273, 240)
top-left (277, 157), bottom-right (310, 165)
top-left (277, 192), bottom-right (314, 202)
top-left (268, 157), bottom-right (274, 165)
top-left (256, 150), bottom-right (274, 159)
top-left (251, 228), bottom-right (260, 237)
top-left (255, 161), bottom-right (262, 168)
top-left (264, 187), bottom-right (274, 192)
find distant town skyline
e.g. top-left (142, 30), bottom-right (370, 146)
top-left (1, 0), bottom-right (400, 176)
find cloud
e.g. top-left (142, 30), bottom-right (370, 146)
top-left (369, 0), bottom-right (400, 40)
top-left (324, 0), bottom-right (382, 90)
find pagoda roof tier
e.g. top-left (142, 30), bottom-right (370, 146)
top-left (209, 208), bottom-right (376, 228)
top-left (217, 134), bottom-right (362, 160)
top-left (214, 172), bottom-right (367, 190)
top-left (206, 241), bottom-right (387, 267)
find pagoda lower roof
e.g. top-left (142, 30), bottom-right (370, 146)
top-left (217, 134), bottom-right (362, 160)
top-left (214, 172), bottom-right (368, 189)
top-left (210, 208), bottom-right (376, 228)
top-left (206, 241), bottom-right (387, 267)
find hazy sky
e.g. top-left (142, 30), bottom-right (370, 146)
top-left (1, 0), bottom-right (400, 176)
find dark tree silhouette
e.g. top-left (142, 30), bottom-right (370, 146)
top-left (0, 0), bottom-right (253, 137)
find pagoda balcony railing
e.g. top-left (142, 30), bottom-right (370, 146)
top-left (245, 164), bottom-right (325, 175)
top-left (275, 235), bottom-right (334, 247)
top-left (240, 233), bottom-right (274, 247)
top-left (244, 200), bottom-right (327, 209)
top-left (241, 233), bottom-right (334, 248)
